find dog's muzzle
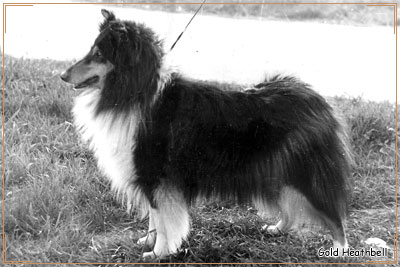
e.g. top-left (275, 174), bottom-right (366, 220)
top-left (60, 71), bottom-right (99, 89)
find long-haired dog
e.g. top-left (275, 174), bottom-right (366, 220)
top-left (61, 9), bottom-right (351, 259)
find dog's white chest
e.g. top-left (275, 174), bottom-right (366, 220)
top-left (72, 90), bottom-right (139, 198)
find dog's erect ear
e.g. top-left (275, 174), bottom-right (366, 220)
top-left (99, 9), bottom-right (117, 32)
top-left (101, 9), bottom-right (115, 21)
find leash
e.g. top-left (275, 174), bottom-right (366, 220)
top-left (169, 0), bottom-right (206, 52)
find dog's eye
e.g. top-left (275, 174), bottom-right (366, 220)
top-left (94, 51), bottom-right (102, 58)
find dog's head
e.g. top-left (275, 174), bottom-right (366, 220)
top-left (61, 9), bottom-right (163, 95)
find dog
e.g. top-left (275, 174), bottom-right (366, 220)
top-left (61, 9), bottom-right (351, 259)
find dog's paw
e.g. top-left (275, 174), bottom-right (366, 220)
top-left (142, 248), bottom-right (170, 259)
top-left (137, 233), bottom-right (156, 247)
top-left (142, 251), bottom-right (158, 259)
top-left (262, 224), bottom-right (282, 235)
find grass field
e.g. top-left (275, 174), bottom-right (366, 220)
top-left (1, 52), bottom-right (397, 266)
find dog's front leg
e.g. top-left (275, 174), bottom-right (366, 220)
top-left (142, 208), bottom-right (170, 259)
top-left (137, 210), bottom-right (156, 247)
top-left (142, 193), bottom-right (190, 259)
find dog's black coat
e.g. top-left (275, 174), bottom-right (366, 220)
top-left (134, 74), bottom-right (350, 224)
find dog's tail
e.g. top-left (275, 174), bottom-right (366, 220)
top-left (303, 118), bottom-right (352, 249)
top-left (255, 76), bottom-right (352, 248)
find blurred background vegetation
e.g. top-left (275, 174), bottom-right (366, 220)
top-left (79, 0), bottom-right (398, 26)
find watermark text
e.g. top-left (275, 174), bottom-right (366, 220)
top-left (318, 247), bottom-right (388, 257)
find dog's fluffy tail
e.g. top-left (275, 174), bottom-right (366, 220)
top-left (255, 76), bottom-right (352, 247)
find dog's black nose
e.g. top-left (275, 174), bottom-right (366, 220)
top-left (60, 71), bottom-right (69, 82)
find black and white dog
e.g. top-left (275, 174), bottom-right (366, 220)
top-left (61, 9), bottom-right (351, 259)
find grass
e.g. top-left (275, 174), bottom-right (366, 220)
top-left (77, 0), bottom-right (398, 27)
top-left (1, 54), bottom-right (398, 266)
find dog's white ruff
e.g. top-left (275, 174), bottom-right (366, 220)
top-left (72, 89), bottom-right (142, 210)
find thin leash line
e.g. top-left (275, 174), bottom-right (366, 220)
top-left (169, 0), bottom-right (206, 52)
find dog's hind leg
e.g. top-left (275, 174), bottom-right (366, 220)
top-left (262, 211), bottom-right (292, 235)
top-left (142, 188), bottom-right (190, 259)
top-left (274, 187), bottom-right (349, 256)
top-left (258, 187), bottom-right (300, 235)
top-left (137, 209), bottom-right (156, 247)
top-left (260, 193), bottom-right (296, 235)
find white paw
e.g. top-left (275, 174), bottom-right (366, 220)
top-left (137, 233), bottom-right (156, 247)
top-left (142, 251), bottom-right (158, 259)
top-left (262, 224), bottom-right (281, 235)
top-left (142, 248), bottom-right (170, 259)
